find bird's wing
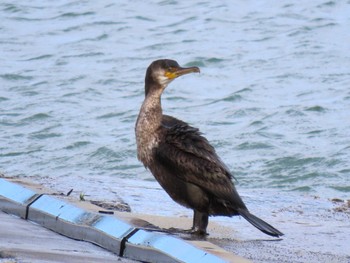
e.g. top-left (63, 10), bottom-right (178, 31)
top-left (155, 115), bottom-right (236, 200)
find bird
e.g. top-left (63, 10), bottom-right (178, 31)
top-left (135, 59), bottom-right (283, 237)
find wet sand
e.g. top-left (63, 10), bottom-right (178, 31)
top-left (208, 194), bottom-right (350, 263)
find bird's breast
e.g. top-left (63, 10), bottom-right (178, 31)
top-left (135, 114), bottom-right (161, 166)
top-left (135, 95), bottom-right (163, 166)
top-left (136, 134), bottom-right (159, 166)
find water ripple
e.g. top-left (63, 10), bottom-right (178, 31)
top-left (58, 12), bottom-right (95, 18)
top-left (0, 74), bottom-right (33, 81)
top-left (21, 113), bottom-right (51, 123)
top-left (236, 141), bottom-right (274, 150)
top-left (1, 0), bottom-right (350, 201)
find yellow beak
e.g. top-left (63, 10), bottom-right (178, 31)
top-left (165, 66), bottom-right (200, 79)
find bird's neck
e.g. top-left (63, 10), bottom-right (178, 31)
top-left (135, 86), bottom-right (164, 164)
top-left (139, 86), bottom-right (163, 126)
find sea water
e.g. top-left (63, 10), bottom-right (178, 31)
top-left (1, 1), bottom-right (350, 260)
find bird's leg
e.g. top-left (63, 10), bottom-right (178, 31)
top-left (191, 210), bottom-right (209, 236)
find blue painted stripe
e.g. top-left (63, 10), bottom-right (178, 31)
top-left (0, 178), bottom-right (37, 204)
top-left (93, 214), bottom-right (136, 238)
top-left (29, 194), bottom-right (86, 222)
top-left (127, 229), bottom-right (227, 263)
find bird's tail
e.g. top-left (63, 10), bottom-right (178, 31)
top-left (238, 209), bottom-right (283, 237)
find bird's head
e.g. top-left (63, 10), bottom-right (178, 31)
top-left (145, 59), bottom-right (200, 96)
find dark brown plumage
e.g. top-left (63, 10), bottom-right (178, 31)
top-left (135, 59), bottom-right (283, 237)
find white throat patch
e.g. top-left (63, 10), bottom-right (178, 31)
top-left (157, 75), bottom-right (173, 87)
top-left (153, 68), bottom-right (174, 88)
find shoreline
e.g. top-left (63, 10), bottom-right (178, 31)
top-left (0, 176), bottom-right (248, 263)
top-left (1, 174), bottom-right (350, 263)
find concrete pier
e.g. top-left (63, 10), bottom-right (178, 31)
top-left (0, 178), bottom-right (250, 263)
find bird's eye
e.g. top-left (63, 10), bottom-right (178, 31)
top-left (168, 67), bottom-right (175, 72)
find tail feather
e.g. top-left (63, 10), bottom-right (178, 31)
top-left (238, 209), bottom-right (283, 237)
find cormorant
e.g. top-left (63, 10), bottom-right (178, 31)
top-left (135, 59), bottom-right (283, 237)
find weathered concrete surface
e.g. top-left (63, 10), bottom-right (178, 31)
top-left (15, 175), bottom-right (350, 263)
top-left (0, 177), bottom-right (251, 263)
top-left (0, 210), bottom-right (134, 263)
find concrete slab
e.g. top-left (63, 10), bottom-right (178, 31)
top-left (0, 210), bottom-right (134, 263)
top-left (0, 177), bottom-right (250, 263)
top-left (125, 229), bottom-right (227, 263)
top-left (0, 178), bottom-right (40, 219)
